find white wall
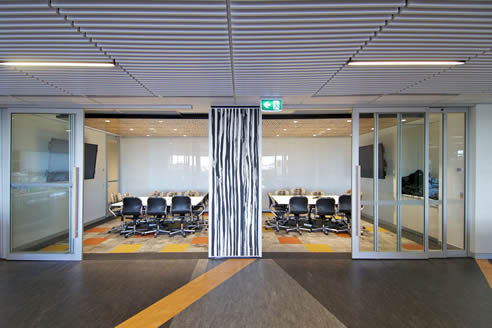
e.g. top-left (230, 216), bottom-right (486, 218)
top-left (262, 136), bottom-right (351, 210)
top-left (470, 105), bottom-right (492, 258)
top-left (120, 136), bottom-right (209, 195)
top-left (83, 127), bottom-right (107, 224)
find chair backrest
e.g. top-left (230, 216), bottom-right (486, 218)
top-left (116, 192), bottom-right (123, 202)
top-left (172, 196), bottom-right (192, 214)
top-left (316, 198), bottom-right (336, 216)
top-left (146, 197), bottom-right (167, 216)
top-left (123, 192), bottom-right (132, 197)
top-left (201, 193), bottom-right (209, 207)
top-left (122, 197), bottom-right (142, 216)
top-left (311, 191), bottom-right (325, 196)
top-left (289, 196), bottom-right (308, 214)
top-left (338, 194), bottom-right (351, 215)
top-left (291, 187), bottom-right (306, 196)
top-left (167, 191), bottom-right (182, 197)
top-left (275, 189), bottom-right (289, 196)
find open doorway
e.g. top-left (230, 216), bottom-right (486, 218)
top-left (81, 116), bottom-right (209, 255)
top-left (262, 115), bottom-right (353, 253)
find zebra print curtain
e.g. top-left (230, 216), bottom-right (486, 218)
top-left (209, 107), bottom-right (261, 257)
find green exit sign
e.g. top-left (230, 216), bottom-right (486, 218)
top-left (261, 99), bottom-right (282, 111)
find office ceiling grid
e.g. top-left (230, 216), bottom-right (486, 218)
top-left (0, 0), bottom-right (152, 96)
top-left (318, 0), bottom-right (492, 95)
top-left (229, 0), bottom-right (403, 96)
top-left (53, 0), bottom-right (234, 97)
top-left (0, 1), bottom-right (492, 98)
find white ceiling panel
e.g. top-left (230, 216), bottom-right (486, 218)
top-left (0, 1), bottom-right (491, 101)
top-left (230, 0), bottom-right (404, 96)
top-left (52, 0), bottom-right (233, 97)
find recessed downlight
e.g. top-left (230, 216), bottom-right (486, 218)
top-left (105, 120), bottom-right (110, 123)
top-left (0, 62), bottom-right (115, 67)
top-left (347, 119), bottom-right (352, 123)
top-left (327, 128), bottom-right (331, 131)
top-left (293, 120), bottom-right (298, 123)
top-left (129, 128), bottom-right (134, 131)
top-left (348, 61), bottom-right (464, 66)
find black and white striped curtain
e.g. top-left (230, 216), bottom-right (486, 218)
top-left (209, 107), bottom-right (261, 257)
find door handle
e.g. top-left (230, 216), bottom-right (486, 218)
top-left (72, 167), bottom-right (79, 239)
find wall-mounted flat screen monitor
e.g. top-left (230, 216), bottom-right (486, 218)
top-left (84, 143), bottom-right (98, 180)
top-left (359, 143), bottom-right (386, 179)
top-left (47, 138), bottom-right (98, 181)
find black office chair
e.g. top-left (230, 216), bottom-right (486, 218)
top-left (336, 194), bottom-right (351, 233)
top-left (264, 193), bottom-right (289, 232)
top-left (145, 197), bottom-right (170, 238)
top-left (286, 196), bottom-right (310, 235)
top-left (311, 198), bottom-right (337, 235)
top-left (192, 193), bottom-right (208, 231)
top-left (121, 197), bottom-right (144, 238)
top-left (170, 196), bottom-right (195, 237)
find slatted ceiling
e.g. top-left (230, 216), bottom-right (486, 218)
top-left (0, 66), bottom-right (67, 95)
top-left (230, 1), bottom-right (402, 97)
top-left (319, 0), bottom-right (492, 95)
top-left (404, 51), bottom-right (492, 94)
top-left (1, 1), bottom-right (492, 99)
top-left (16, 67), bottom-right (153, 96)
top-left (54, 1), bottom-right (233, 97)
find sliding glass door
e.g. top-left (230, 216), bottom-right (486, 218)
top-left (1, 108), bottom-right (84, 260)
top-left (352, 108), bottom-right (467, 259)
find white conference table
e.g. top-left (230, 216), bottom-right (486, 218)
top-left (111, 195), bottom-right (205, 208)
top-left (271, 194), bottom-right (341, 206)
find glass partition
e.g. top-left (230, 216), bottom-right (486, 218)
top-left (10, 114), bottom-right (73, 253)
top-left (446, 113), bottom-right (466, 250)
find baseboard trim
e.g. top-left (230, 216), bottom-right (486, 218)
top-left (470, 252), bottom-right (492, 259)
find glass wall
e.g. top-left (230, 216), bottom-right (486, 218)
top-left (357, 110), bottom-right (467, 256)
top-left (10, 114), bottom-right (73, 253)
top-left (446, 113), bottom-right (466, 250)
top-left (107, 135), bottom-right (119, 205)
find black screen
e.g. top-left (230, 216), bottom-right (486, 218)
top-left (84, 143), bottom-right (98, 180)
top-left (359, 144), bottom-right (386, 179)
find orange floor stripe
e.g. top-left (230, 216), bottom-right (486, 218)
top-left (116, 259), bottom-right (255, 328)
top-left (476, 259), bottom-right (492, 288)
top-left (85, 227), bottom-right (108, 233)
top-left (402, 243), bottom-right (424, 251)
top-left (83, 238), bottom-right (107, 246)
top-left (190, 237), bottom-right (208, 244)
top-left (277, 236), bottom-right (302, 244)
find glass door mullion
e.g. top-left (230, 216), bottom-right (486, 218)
top-left (424, 112), bottom-right (430, 253)
top-left (442, 112), bottom-right (448, 254)
top-left (397, 113), bottom-right (402, 253)
top-left (373, 113), bottom-right (379, 252)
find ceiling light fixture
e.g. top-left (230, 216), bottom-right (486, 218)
top-left (293, 120), bottom-right (298, 123)
top-left (283, 129), bottom-right (287, 131)
top-left (183, 135), bottom-right (187, 137)
top-left (348, 61), bottom-right (464, 66)
top-left (158, 121), bottom-right (163, 123)
top-left (0, 62), bottom-right (115, 67)
top-left (347, 119), bottom-right (352, 123)
top-left (402, 119), bottom-right (407, 122)
top-left (327, 128), bottom-right (331, 131)
top-left (276, 134), bottom-right (280, 137)
top-left (129, 128), bottom-right (134, 131)
top-left (146, 134), bottom-right (150, 137)
top-left (313, 134), bottom-right (317, 137)
top-left (105, 120), bottom-right (110, 123)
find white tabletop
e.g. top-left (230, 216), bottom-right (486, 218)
top-left (271, 194), bottom-right (340, 206)
top-left (111, 195), bottom-right (205, 207)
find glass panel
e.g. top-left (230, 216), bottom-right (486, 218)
top-left (359, 114), bottom-right (374, 252)
top-left (378, 205), bottom-right (397, 252)
top-left (107, 135), bottom-right (119, 181)
top-left (401, 204), bottom-right (425, 252)
top-left (400, 113), bottom-right (425, 252)
top-left (10, 114), bottom-right (72, 253)
top-left (378, 114), bottom-right (398, 252)
top-left (446, 113), bottom-right (466, 250)
top-left (429, 113), bottom-right (443, 250)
